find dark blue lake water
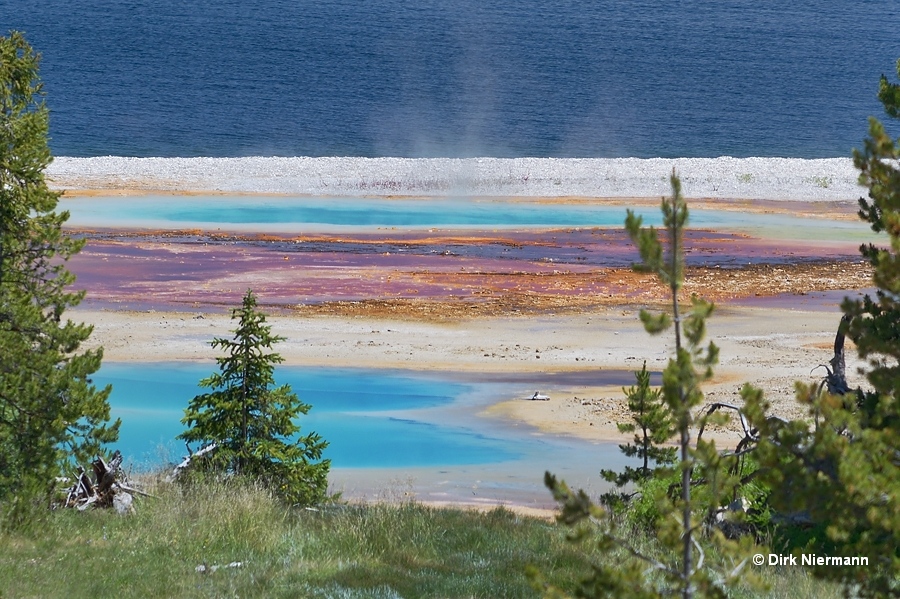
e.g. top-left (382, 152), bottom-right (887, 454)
top-left (98, 362), bottom-right (524, 469)
top-left (3, 1), bottom-right (898, 158)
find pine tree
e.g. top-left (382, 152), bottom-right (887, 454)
top-left (530, 173), bottom-right (760, 599)
top-left (750, 59), bottom-right (900, 598)
top-left (600, 361), bottom-right (675, 496)
top-left (179, 290), bottom-right (330, 506)
top-left (0, 32), bottom-right (119, 520)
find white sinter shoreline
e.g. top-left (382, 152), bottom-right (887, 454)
top-left (47, 156), bottom-right (863, 202)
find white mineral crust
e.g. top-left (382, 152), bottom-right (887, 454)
top-left (47, 156), bottom-right (862, 201)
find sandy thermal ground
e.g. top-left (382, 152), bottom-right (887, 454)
top-left (75, 300), bottom-right (862, 509)
top-left (77, 301), bottom-right (860, 446)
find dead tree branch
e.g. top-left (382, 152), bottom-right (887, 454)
top-left (169, 442), bottom-right (218, 481)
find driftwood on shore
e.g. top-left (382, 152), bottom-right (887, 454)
top-left (60, 450), bottom-right (150, 514)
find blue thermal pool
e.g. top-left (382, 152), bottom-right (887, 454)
top-left (62, 195), bottom-right (871, 240)
top-left (99, 363), bottom-right (528, 470)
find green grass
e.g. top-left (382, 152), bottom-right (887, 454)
top-left (0, 478), bottom-right (843, 598)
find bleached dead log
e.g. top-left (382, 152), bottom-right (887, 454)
top-left (697, 402), bottom-right (788, 457)
top-left (810, 314), bottom-right (855, 432)
top-left (118, 483), bottom-right (155, 498)
top-left (93, 452), bottom-right (123, 507)
top-left (67, 466), bottom-right (94, 507)
top-left (76, 495), bottom-right (99, 512)
top-left (697, 402), bottom-right (756, 444)
top-left (60, 450), bottom-right (146, 513)
top-left (169, 442), bottom-right (218, 481)
top-left (823, 313), bottom-right (851, 395)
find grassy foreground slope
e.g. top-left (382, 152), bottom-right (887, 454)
top-left (0, 479), bottom-right (840, 599)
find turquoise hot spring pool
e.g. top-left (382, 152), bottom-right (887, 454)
top-left (99, 362), bottom-right (529, 470)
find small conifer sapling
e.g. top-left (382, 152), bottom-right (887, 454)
top-left (179, 290), bottom-right (330, 506)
